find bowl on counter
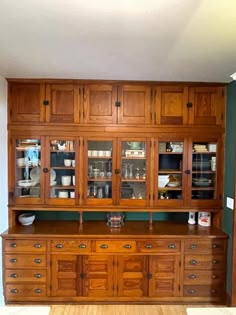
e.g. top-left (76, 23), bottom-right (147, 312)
top-left (18, 213), bottom-right (35, 225)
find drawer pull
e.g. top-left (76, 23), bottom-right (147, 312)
top-left (10, 273), bottom-right (18, 278)
top-left (124, 244), bottom-right (132, 249)
top-left (34, 259), bottom-right (42, 264)
top-left (34, 244), bottom-right (42, 248)
top-left (145, 244), bottom-right (153, 249)
top-left (190, 259), bottom-right (197, 265)
top-left (188, 274), bottom-right (197, 279)
top-left (10, 258), bottom-right (17, 263)
top-left (212, 275), bottom-right (217, 279)
top-left (190, 244), bottom-right (197, 249)
top-left (10, 289), bottom-right (18, 294)
top-left (34, 273), bottom-right (42, 278)
top-left (79, 243), bottom-right (87, 249)
top-left (211, 289), bottom-right (216, 294)
top-left (188, 289), bottom-right (196, 294)
top-left (100, 244), bottom-right (108, 249)
top-left (168, 244), bottom-right (176, 249)
top-left (212, 260), bottom-right (218, 264)
top-left (10, 243), bottom-right (17, 248)
top-left (34, 289), bottom-right (42, 294)
top-left (56, 244), bottom-right (63, 248)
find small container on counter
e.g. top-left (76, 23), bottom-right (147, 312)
top-left (198, 212), bottom-right (211, 226)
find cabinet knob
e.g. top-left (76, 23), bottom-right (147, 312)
top-left (115, 169), bottom-right (120, 174)
top-left (212, 244), bottom-right (218, 249)
top-left (146, 273), bottom-right (152, 279)
top-left (79, 243), bottom-right (87, 249)
top-left (100, 244), bottom-right (108, 249)
top-left (211, 289), bottom-right (216, 294)
top-left (212, 274), bottom-right (217, 279)
top-left (188, 289), bottom-right (196, 294)
top-left (10, 243), bottom-right (17, 248)
top-left (34, 274), bottom-right (42, 278)
top-left (190, 244), bottom-right (197, 249)
top-left (80, 273), bottom-right (86, 279)
top-left (10, 273), bottom-right (18, 278)
top-left (10, 258), bottom-right (17, 263)
top-left (10, 288), bottom-right (18, 294)
top-left (185, 170), bottom-right (191, 174)
top-left (212, 260), bottom-right (217, 264)
top-left (145, 244), bottom-right (153, 249)
top-left (168, 243), bottom-right (176, 249)
top-left (34, 243), bottom-right (42, 248)
top-left (34, 258), bottom-right (41, 264)
top-left (124, 244), bottom-right (132, 249)
top-left (188, 274), bottom-right (197, 279)
top-left (190, 259), bottom-right (197, 265)
top-left (43, 168), bottom-right (49, 173)
top-left (55, 244), bottom-right (63, 248)
top-left (34, 289), bottom-right (42, 294)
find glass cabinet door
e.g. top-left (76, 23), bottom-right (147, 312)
top-left (191, 141), bottom-right (217, 202)
top-left (86, 140), bottom-right (113, 205)
top-left (157, 140), bottom-right (184, 205)
top-left (47, 139), bottom-right (76, 204)
top-left (15, 138), bottom-right (42, 203)
top-left (119, 140), bottom-right (147, 205)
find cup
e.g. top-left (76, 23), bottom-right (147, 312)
top-left (72, 175), bottom-right (75, 186)
top-left (98, 150), bottom-right (104, 157)
top-left (58, 191), bottom-right (68, 198)
top-left (70, 191), bottom-right (75, 198)
top-left (88, 150), bottom-right (92, 157)
top-left (61, 175), bottom-right (71, 186)
top-left (105, 151), bottom-right (111, 157)
top-left (72, 160), bottom-right (75, 167)
top-left (64, 159), bottom-right (72, 167)
top-left (91, 150), bottom-right (98, 157)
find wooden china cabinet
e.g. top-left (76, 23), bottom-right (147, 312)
top-left (2, 79), bottom-right (228, 304)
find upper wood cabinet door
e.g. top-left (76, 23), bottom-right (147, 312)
top-left (45, 84), bottom-right (80, 123)
top-left (188, 86), bottom-right (225, 126)
top-left (117, 85), bottom-right (151, 124)
top-left (8, 82), bottom-right (45, 123)
top-left (83, 84), bottom-right (117, 124)
top-left (154, 86), bottom-right (188, 125)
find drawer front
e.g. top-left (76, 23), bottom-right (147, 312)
top-left (51, 240), bottom-right (91, 253)
top-left (184, 270), bottom-right (225, 285)
top-left (184, 239), bottom-right (226, 254)
top-left (5, 239), bottom-right (47, 252)
top-left (5, 254), bottom-right (46, 268)
top-left (183, 285), bottom-right (223, 297)
top-left (95, 240), bottom-right (136, 253)
top-left (5, 269), bottom-right (46, 283)
top-left (138, 240), bottom-right (180, 252)
top-left (5, 284), bottom-right (46, 298)
top-left (184, 255), bottom-right (225, 270)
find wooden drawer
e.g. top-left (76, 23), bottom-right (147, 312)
top-left (95, 240), bottom-right (136, 253)
top-left (183, 270), bottom-right (225, 285)
top-left (5, 239), bottom-right (47, 252)
top-left (184, 255), bottom-right (225, 270)
top-left (138, 240), bottom-right (180, 252)
top-left (5, 269), bottom-right (46, 283)
top-left (184, 239), bottom-right (226, 254)
top-left (5, 254), bottom-right (46, 268)
top-left (183, 285), bottom-right (224, 297)
top-left (5, 284), bottom-right (46, 298)
top-left (51, 240), bottom-right (91, 253)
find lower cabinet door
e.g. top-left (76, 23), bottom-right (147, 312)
top-left (148, 255), bottom-right (180, 297)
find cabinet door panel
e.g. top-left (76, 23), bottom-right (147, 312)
top-left (149, 255), bottom-right (180, 297)
top-left (8, 82), bottom-right (45, 123)
top-left (118, 85), bottom-right (151, 124)
top-left (46, 84), bottom-right (80, 123)
top-left (83, 84), bottom-right (117, 124)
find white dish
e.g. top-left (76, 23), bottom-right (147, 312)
top-left (18, 180), bottom-right (37, 187)
top-left (50, 169), bottom-right (56, 181)
top-left (18, 213), bottom-right (35, 225)
top-left (167, 182), bottom-right (180, 187)
top-left (50, 180), bottom-right (57, 186)
top-left (30, 167), bottom-right (56, 183)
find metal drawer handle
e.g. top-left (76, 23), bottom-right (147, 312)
top-left (212, 244), bottom-right (218, 249)
top-left (34, 289), bottom-right (42, 294)
top-left (34, 259), bottom-right (41, 264)
top-left (145, 244), bottom-right (153, 249)
top-left (190, 259), bottom-right (197, 265)
top-left (56, 244), bottom-right (63, 248)
top-left (34, 274), bottom-right (42, 278)
top-left (79, 243), bottom-right (87, 249)
top-left (10, 273), bottom-right (18, 278)
top-left (10, 243), bottom-right (17, 248)
top-left (124, 244), bottom-right (132, 249)
top-left (212, 260), bottom-right (217, 264)
top-left (211, 289), bottom-right (216, 294)
top-left (34, 244), bottom-right (42, 248)
top-left (188, 274), bottom-right (197, 279)
top-left (212, 275), bottom-right (217, 279)
top-left (100, 244), bottom-right (108, 249)
top-left (188, 289), bottom-right (196, 294)
top-left (190, 244), bottom-right (197, 249)
top-left (168, 244), bottom-right (176, 249)
top-left (10, 258), bottom-right (17, 263)
top-left (10, 289), bottom-right (18, 294)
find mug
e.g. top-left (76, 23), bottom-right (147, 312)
top-left (70, 191), bottom-right (75, 198)
top-left (64, 159), bottom-right (72, 167)
top-left (61, 175), bottom-right (71, 186)
top-left (72, 160), bottom-right (75, 167)
top-left (58, 191), bottom-right (68, 198)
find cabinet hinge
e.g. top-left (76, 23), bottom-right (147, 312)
top-left (43, 100), bottom-right (49, 106)
top-left (115, 101), bottom-right (121, 107)
top-left (187, 102), bottom-right (192, 108)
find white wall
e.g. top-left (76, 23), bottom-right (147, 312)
top-left (0, 75), bottom-right (8, 305)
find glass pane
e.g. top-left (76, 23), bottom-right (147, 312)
top-left (87, 141), bottom-right (112, 199)
top-left (50, 140), bottom-right (75, 199)
top-left (192, 142), bottom-right (217, 200)
top-left (16, 138), bottom-right (41, 198)
top-left (121, 141), bottom-right (146, 200)
top-left (158, 141), bottom-right (183, 200)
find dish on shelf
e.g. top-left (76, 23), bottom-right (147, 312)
top-left (18, 179), bottom-right (37, 187)
top-left (30, 167), bottom-right (56, 183)
top-left (167, 182), bottom-right (180, 187)
top-left (158, 175), bottom-right (169, 187)
top-left (50, 180), bottom-right (57, 186)
top-left (192, 161), bottom-right (210, 170)
top-left (192, 178), bottom-right (211, 187)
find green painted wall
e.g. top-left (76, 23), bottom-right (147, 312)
top-left (223, 81), bottom-right (236, 293)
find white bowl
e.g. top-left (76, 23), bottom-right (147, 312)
top-left (18, 180), bottom-right (37, 187)
top-left (18, 213), bottom-right (35, 225)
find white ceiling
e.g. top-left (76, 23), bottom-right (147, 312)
top-left (0, 0), bottom-right (236, 82)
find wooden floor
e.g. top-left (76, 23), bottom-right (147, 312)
top-left (49, 304), bottom-right (216, 315)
